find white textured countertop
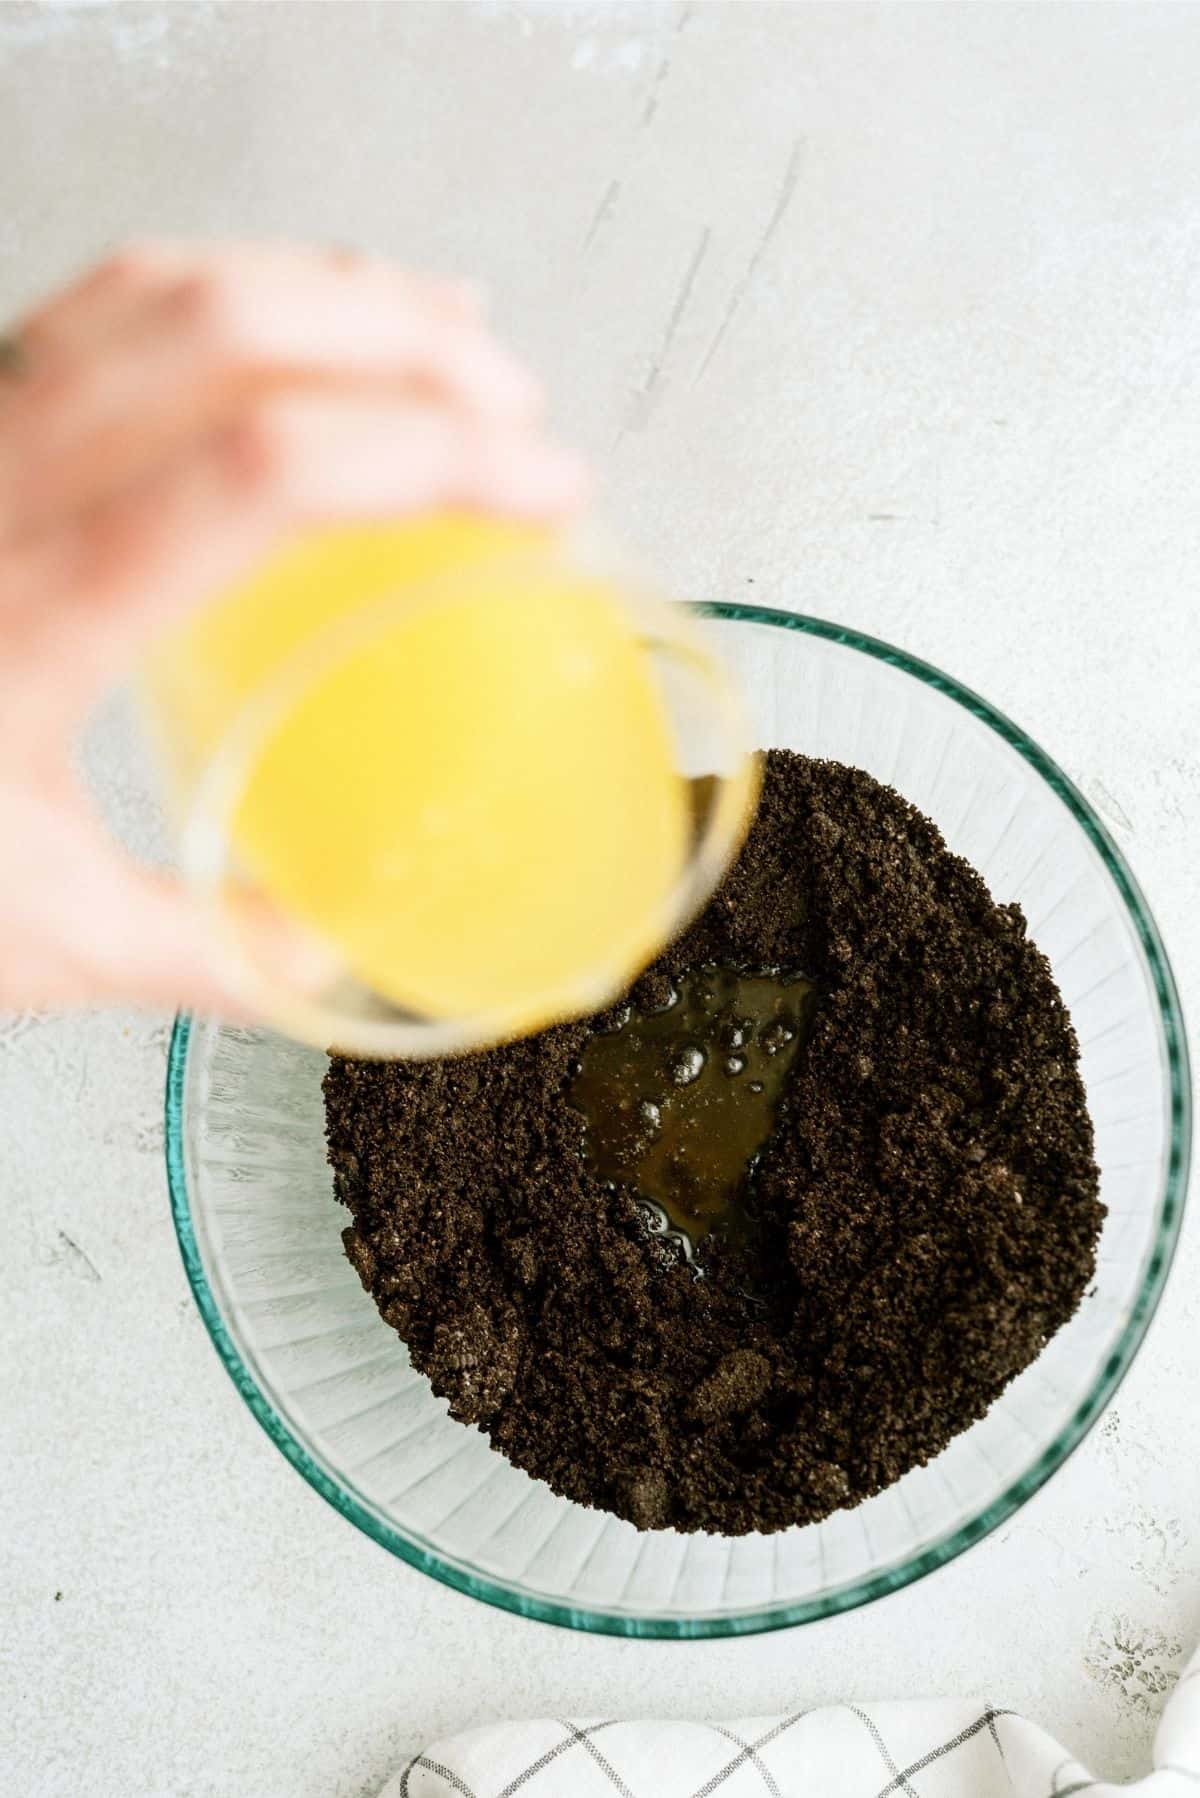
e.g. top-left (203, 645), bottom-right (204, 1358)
top-left (3, 5), bottom-right (1199, 1795)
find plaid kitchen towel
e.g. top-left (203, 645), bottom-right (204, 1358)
top-left (382, 1645), bottom-right (1200, 1797)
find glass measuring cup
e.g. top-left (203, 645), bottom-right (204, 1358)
top-left (139, 516), bottom-right (758, 1056)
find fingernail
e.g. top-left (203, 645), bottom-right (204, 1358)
top-left (461, 339), bottom-right (543, 416)
top-left (520, 446), bottom-right (592, 516)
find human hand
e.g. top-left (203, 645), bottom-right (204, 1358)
top-left (0, 242), bottom-right (587, 1012)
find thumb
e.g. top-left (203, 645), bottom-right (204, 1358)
top-left (73, 859), bottom-right (259, 1016)
top-left (0, 782), bottom-right (252, 1015)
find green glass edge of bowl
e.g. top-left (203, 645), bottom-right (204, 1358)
top-left (164, 601), bottom-right (1192, 1639)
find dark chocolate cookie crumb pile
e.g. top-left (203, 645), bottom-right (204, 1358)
top-left (324, 752), bottom-right (1102, 1535)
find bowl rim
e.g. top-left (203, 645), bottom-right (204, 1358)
top-left (165, 602), bottom-right (1192, 1639)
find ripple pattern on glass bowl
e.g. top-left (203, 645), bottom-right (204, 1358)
top-left (168, 608), bottom-right (1189, 1636)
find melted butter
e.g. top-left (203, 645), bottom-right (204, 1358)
top-left (570, 965), bottom-right (816, 1246)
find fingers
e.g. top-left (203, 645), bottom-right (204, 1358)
top-left (215, 391), bottom-right (587, 521)
top-left (18, 240), bottom-right (483, 363)
top-left (2, 244), bottom-right (540, 539)
top-left (2, 392), bottom-right (589, 729)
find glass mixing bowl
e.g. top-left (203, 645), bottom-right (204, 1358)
top-left (166, 605), bottom-right (1191, 1637)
